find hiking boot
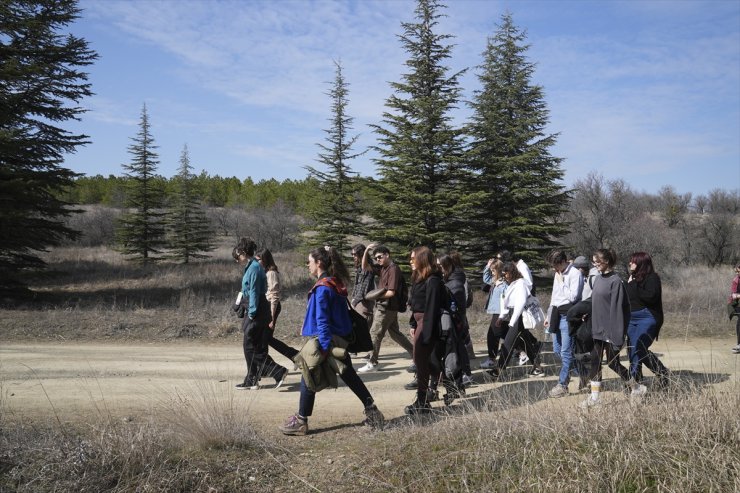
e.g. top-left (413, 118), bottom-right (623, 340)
top-left (404, 398), bottom-right (432, 415)
top-left (527, 367), bottom-right (545, 378)
top-left (486, 367), bottom-right (501, 379)
top-left (363, 405), bottom-right (385, 430)
top-left (274, 368), bottom-right (288, 389)
top-left (479, 358), bottom-right (496, 370)
top-left (404, 377), bottom-right (418, 390)
top-left (548, 383), bottom-right (569, 398)
top-left (279, 414), bottom-right (307, 436)
top-left (358, 362), bottom-right (378, 373)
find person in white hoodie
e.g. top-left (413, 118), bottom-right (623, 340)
top-left (487, 261), bottom-right (544, 379)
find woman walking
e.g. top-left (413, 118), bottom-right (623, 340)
top-left (626, 252), bottom-right (670, 391)
top-left (279, 247), bottom-right (384, 435)
top-left (405, 246), bottom-right (446, 415)
top-left (481, 258), bottom-right (508, 369)
top-left (729, 264), bottom-right (740, 354)
top-left (581, 249), bottom-right (637, 407)
top-left (488, 262), bottom-right (544, 378)
top-left (256, 248), bottom-right (299, 362)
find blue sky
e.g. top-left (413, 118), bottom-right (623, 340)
top-left (66, 0), bottom-right (740, 195)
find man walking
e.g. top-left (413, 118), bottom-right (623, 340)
top-left (358, 244), bottom-right (414, 373)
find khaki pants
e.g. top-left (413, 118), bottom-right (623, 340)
top-left (369, 303), bottom-right (413, 364)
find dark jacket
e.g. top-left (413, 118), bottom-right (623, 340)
top-left (409, 271), bottom-right (446, 345)
top-left (626, 271), bottom-right (664, 339)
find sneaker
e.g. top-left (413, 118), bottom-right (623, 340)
top-left (404, 399), bottom-right (432, 416)
top-left (518, 352), bottom-right (530, 366)
top-left (406, 363), bottom-right (417, 373)
top-left (631, 383), bottom-right (648, 397)
top-left (279, 414), bottom-right (307, 436)
top-left (274, 368), bottom-right (288, 389)
top-left (358, 362), bottom-right (378, 373)
top-left (479, 358), bottom-right (496, 370)
top-left (404, 377), bottom-right (418, 390)
top-left (732, 344), bottom-right (740, 354)
top-left (548, 383), bottom-right (569, 398)
top-left (579, 397), bottom-right (601, 409)
top-left (426, 388), bottom-right (440, 402)
top-left (486, 367), bottom-right (501, 378)
top-left (235, 382), bottom-right (259, 390)
top-left (363, 405), bottom-right (385, 430)
top-left (527, 367), bottom-right (545, 378)
top-left (462, 374), bottom-right (474, 387)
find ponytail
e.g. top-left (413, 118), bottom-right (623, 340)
top-left (309, 246), bottom-right (350, 286)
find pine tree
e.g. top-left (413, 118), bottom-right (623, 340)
top-left (370, 0), bottom-right (471, 252)
top-left (166, 144), bottom-right (213, 263)
top-left (0, 0), bottom-right (97, 295)
top-left (466, 12), bottom-right (568, 264)
top-left (305, 60), bottom-right (365, 252)
top-left (115, 104), bottom-right (166, 262)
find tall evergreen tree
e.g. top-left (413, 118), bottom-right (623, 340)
top-left (0, 0), bottom-right (97, 295)
top-left (305, 60), bottom-right (365, 252)
top-left (166, 144), bottom-right (213, 263)
top-left (115, 104), bottom-right (166, 262)
top-left (466, 12), bottom-right (568, 264)
top-left (370, 0), bottom-right (472, 252)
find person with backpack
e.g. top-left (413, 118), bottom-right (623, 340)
top-left (358, 244), bottom-right (414, 373)
top-left (279, 247), bottom-right (385, 435)
top-left (404, 246), bottom-right (446, 415)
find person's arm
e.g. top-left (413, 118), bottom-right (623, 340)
top-left (508, 282), bottom-right (527, 328)
top-left (421, 276), bottom-right (443, 344)
top-left (361, 243), bottom-right (376, 272)
top-left (483, 263), bottom-right (493, 285)
top-left (314, 287), bottom-right (333, 352)
top-left (246, 264), bottom-right (260, 320)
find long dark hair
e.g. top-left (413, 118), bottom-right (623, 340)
top-left (309, 246), bottom-right (350, 286)
top-left (257, 248), bottom-right (278, 272)
top-left (437, 254), bottom-right (455, 281)
top-left (630, 251), bottom-right (656, 283)
top-left (501, 261), bottom-right (523, 282)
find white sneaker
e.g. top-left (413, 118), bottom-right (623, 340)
top-left (580, 397), bottom-right (600, 409)
top-left (358, 362), bottom-right (378, 373)
top-left (631, 383), bottom-right (648, 397)
top-left (479, 358), bottom-right (496, 370)
top-left (518, 352), bottom-right (529, 366)
top-left (732, 344), bottom-right (740, 354)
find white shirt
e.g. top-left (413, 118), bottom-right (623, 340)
top-left (502, 278), bottom-right (530, 328)
top-left (549, 263), bottom-right (584, 309)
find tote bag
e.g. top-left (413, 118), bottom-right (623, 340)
top-left (522, 295), bottom-right (546, 331)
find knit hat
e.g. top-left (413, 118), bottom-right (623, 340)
top-left (573, 256), bottom-right (589, 269)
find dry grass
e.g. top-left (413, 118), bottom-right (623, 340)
top-left (2, 375), bottom-right (737, 492)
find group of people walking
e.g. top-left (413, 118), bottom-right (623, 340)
top-left (232, 237), bottom-right (685, 436)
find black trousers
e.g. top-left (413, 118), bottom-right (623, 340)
top-left (242, 301), bottom-right (286, 385)
top-left (497, 318), bottom-right (540, 370)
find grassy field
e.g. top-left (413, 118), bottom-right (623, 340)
top-left (1, 245), bottom-right (738, 492)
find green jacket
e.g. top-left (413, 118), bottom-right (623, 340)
top-left (295, 335), bottom-right (349, 392)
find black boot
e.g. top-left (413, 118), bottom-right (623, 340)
top-left (404, 392), bottom-right (431, 415)
top-left (404, 376), bottom-right (418, 390)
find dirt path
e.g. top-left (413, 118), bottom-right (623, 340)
top-left (2, 338), bottom-right (738, 432)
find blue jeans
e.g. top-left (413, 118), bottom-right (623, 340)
top-left (627, 308), bottom-right (668, 381)
top-left (551, 314), bottom-right (575, 386)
